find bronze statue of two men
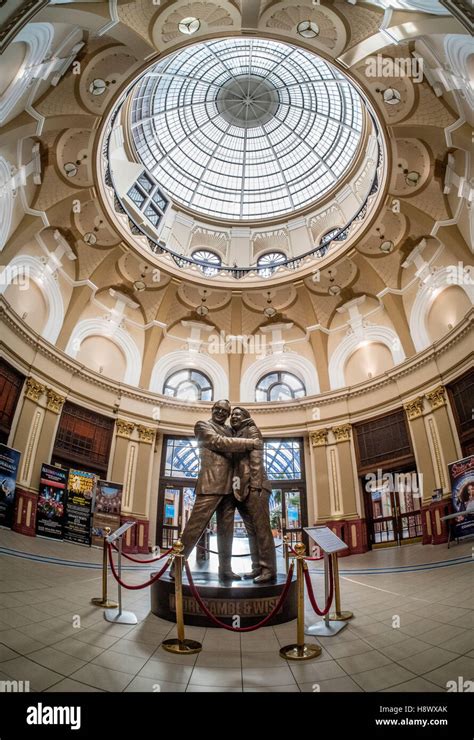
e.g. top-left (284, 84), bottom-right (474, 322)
top-left (170, 400), bottom-right (277, 584)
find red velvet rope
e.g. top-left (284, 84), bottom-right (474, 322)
top-left (107, 543), bottom-right (172, 589)
top-left (111, 542), bottom-right (172, 563)
top-left (303, 562), bottom-right (334, 616)
top-left (184, 561), bottom-right (294, 632)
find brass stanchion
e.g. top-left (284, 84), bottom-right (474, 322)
top-left (283, 533), bottom-right (290, 574)
top-left (279, 542), bottom-right (321, 661)
top-left (161, 539), bottom-right (202, 655)
top-left (91, 527), bottom-right (118, 608)
top-left (328, 552), bottom-right (353, 621)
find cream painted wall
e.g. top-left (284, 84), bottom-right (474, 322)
top-left (426, 286), bottom-right (472, 343)
top-left (76, 334), bottom-right (127, 381)
top-left (5, 279), bottom-right (47, 334)
top-left (344, 342), bottom-right (394, 385)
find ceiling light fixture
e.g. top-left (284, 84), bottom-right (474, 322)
top-left (89, 79), bottom-right (107, 96)
top-left (380, 240), bottom-right (394, 253)
top-left (383, 88), bottom-right (401, 105)
top-left (64, 162), bottom-right (77, 177)
top-left (296, 20), bottom-right (320, 39)
top-left (328, 285), bottom-right (341, 296)
top-left (178, 17), bottom-right (200, 35)
top-left (405, 171), bottom-right (421, 186)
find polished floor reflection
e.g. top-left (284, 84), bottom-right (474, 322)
top-left (0, 530), bottom-right (472, 692)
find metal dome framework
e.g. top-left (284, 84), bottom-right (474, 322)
top-left (129, 37), bottom-right (365, 223)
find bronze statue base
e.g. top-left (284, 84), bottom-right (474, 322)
top-left (151, 570), bottom-right (297, 627)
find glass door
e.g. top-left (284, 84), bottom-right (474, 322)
top-left (269, 485), bottom-right (305, 548)
top-left (365, 470), bottom-right (423, 547)
top-left (159, 484), bottom-right (196, 548)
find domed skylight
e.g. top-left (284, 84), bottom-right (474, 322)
top-left (129, 38), bottom-right (365, 222)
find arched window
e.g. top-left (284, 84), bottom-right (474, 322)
top-left (256, 371), bottom-right (306, 402)
top-left (163, 369), bottom-right (213, 401)
top-left (257, 251), bottom-right (286, 277)
top-left (192, 249), bottom-right (221, 276)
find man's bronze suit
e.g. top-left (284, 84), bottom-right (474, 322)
top-left (217, 417), bottom-right (277, 578)
top-left (176, 418), bottom-right (260, 569)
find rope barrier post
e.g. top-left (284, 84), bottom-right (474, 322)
top-left (162, 539), bottom-right (202, 655)
top-left (104, 521), bottom-right (138, 625)
top-left (305, 552), bottom-right (347, 637)
top-left (279, 542), bottom-right (321, 661)
top-left (91, 527), bottom-right (118, 609)
top-left (283, 533), bottom-right (290, 574)
top-left (329, 552), bottom-right (353, 622)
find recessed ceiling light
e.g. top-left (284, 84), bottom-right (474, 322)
top-left (196, 304), bottom-right (209, 317)
top-left (296, 20), bottom-right (320, 39)
top-left (263, 306), bottom-right (277, 318)
top-left (64, 162), bottom-right (77, 177)
top-left (179, 17), bottom-right (200, 35)
top-left (405, 171), bottom-right (421, 186)
top-left (83, 232), bottom-right (97, 245)
top-left (383, 88), bottom-right (401, 105)
top-left (133, 280), bottom-right (146, 292)
top-left (89, 79), bottom-right (107, 96)
top-left (380, 240), bottom-right (394, 253)
top-left (328, 285), bottom-right (341, 296)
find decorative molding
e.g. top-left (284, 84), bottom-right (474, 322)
top-left (24, 377), bottom-right (45, 403)
top-left (404, 396), bottom-right (425, 420)
top-left (150, 349), bottom-right (228, 399)
top-left (45, 388), bottom-right (65, 414)
top-left (65, 318), bottom-right (142, 386)
top-left (137, 425), bottom-right (156, 444)
top-left (19, 408), bottom-right (42, 486)
top-left (116, 419), bottom-right (135, 438)
top-left (427, 416), bottom-right (447, 490)
top-left (425, 385), bottom-right (446, 410)
top-left (310, 429), bottom-right (329, 447)
top-left (240, 351), bottom-right (320, 402)
top-left (328, 324), bottom-right (406, 390)
top-left (332, 424), bottom-right (352, 443)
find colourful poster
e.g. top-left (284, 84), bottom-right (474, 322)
top-left (0, 444), bottom-right (21, 528)
top-left (36, 464), bottom-right (68, 540)
top-left (449, 455), bottom-right (474, 539)
top-left (91, 480), bottom-right (122, 547)
top-left (64, 469), bottom-right (98, 546)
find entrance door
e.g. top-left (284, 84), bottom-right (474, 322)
top-left (158, 483), bottom-right (196, 548)
top-left (269, 485), bottom-right (305, 548)
top-left (365, 471), bottom-right (423, 547)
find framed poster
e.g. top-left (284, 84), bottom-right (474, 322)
top-left (64, 469), bottom-right (98, 546)
top-left (91, 480), bottom-right (122, 547)
top-left (0, 444), bottom-right (21, 528)
top-left (449, 455), bottom-right (474, 539)
top-left (36, 464), bottom-right (68, 540)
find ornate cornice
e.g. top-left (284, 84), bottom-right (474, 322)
top-left (310, 429), bottom-right (329, 447)
top-left (45, 388), bottom-right (65, 414)
top-left (24, 377), bottom-right (45, 403)
top-left (404, 396), bottom-right (425, 420)
top-left (332, 424), bottom-right (352, 443)
top-left (425, 385), bottom-right (447, 410)
top-left (116, 419), bottom-right (135, 439)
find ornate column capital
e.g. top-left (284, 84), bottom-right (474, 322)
top-left (404, 396), bottom-right (425, 420)
top-left (116, 419), bottom-right (135, 438)
top-left (45, 388), bottom-right (65, 414)
top-left (310, 428), bottom-right (329, 447)
top-left (332, 423), bottom-right (352, 443)
top-left (24, 377), bottom-right (46, 403)
top-left (425, 385), bottom-right (446, 410)
top-left (137, 425), bottom-right (156, 444)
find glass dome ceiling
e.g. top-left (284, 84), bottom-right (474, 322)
top-left (129, 38), bottom-right (365, 223)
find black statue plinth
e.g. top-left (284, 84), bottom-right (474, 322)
top-left (151, 571), bottom-right (297, 628)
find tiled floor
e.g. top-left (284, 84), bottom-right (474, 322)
top-left (0, 530), bottom-right (472, 692)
